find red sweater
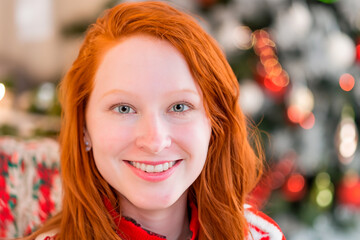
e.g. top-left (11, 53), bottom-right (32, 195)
top-left (39, 202), bottom-right (285, 240)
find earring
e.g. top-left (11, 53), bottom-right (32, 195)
top-left (85, 141), bottom-right (91, 152)
top-left (83, 127), bottom-right (92, 152)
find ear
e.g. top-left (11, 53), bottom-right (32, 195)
top-left (83, 127), bottom-right (92, 152)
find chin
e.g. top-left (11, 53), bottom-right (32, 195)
top-left (126, 189), bottom-right (188, 212)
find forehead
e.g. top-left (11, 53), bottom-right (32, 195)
top-left (91, 35), bottom-right (202, 97)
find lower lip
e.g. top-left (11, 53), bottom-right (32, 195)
top-left (125, 160), bottom-right (182, 182)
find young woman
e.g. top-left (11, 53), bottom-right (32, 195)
top-left (24, 1), bottom-right (285, 239)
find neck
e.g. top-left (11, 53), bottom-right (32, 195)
top-left (120, 192), bottom-right (191, 240)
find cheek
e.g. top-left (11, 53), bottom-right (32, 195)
top-left (91, 119), bottom-right (135, 154)
top-left (172, 116), bottom-right (211, 158)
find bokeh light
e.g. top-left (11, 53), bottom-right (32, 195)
top-left (339, 141), bottom-right (357, 159)
top-left (340, 121), bottom-right (357, 140)
top-left (336, 117), bottom-right (358, 164)
top-left (287, 174), bottom-right (305, 193)
top-left (35, 82), bottom-right (55, 111)
top-left (282, 172), bottom-right (307, 201)
top-left (287, 105), bottom-right (303, 123)
top-left (327, 32), bottom-right (356, 72)
top-left (271, 156), bottom-right (296, 190)
top-left (0, 83), bottom-right (5, 101)
top-left (338, 171), bottom-right (360, 208)
top-left (317, 0), bottom-right (338, 4)
top-left (339, 73), bottom-right (355, 92)
top-left (316, 189), bottom-right (333, 208)
top-left (316, 172), bottom-right (330, 188)
top-left (300, 112), bottom-right (315, 130)
top-left (314, 172), bottom-right (334, 208)
top-left (233, 26), bottom-right (254, 50)
top-left (254, 29), bottom-right (290, 96)
top-left (239, 81), bottom-right (264, 115)
top-left (288, 87), bottom-right (314, 113)
top-left (286, 86), bottom-right (315, 129)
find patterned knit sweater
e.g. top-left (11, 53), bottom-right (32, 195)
top-left (0, 137), bottom-right (61, 239)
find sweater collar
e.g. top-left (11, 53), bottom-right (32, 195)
top-left (104, 198), bottom-right (199, 240)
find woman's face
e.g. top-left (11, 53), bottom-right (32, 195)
top-left (85, 35), bottom-right (212, 211)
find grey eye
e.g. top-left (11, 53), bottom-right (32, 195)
top-left (172, 104), bottom-right (188, 112)
top-left (115, 105), bottom-right (134, 114)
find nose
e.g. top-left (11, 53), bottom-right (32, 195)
top-left (135, 114), bottom-right (171, 154)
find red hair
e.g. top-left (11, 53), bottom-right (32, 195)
top-left (24, 2), bottom-right (263, 239)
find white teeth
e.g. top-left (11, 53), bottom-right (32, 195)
top-left (154, 164), bottom-right (163, 172)
top-left (163, 162), bottom-right (169, 171)
top-left (145, 165), bottom-right (154, 172)
top-left (130, 161), bottom-right (177, 173)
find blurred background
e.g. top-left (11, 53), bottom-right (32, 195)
top-left (0, 0), bottom-right (359, 239)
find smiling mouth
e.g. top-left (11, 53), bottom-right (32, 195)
top-left (127, 160), bottom-right (181, 173)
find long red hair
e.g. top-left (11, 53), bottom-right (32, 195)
top-left (24, 2), bottom-right (263, 239)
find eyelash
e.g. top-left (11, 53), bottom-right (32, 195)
top-left (110, 103), bottom-right (136, 114)
top-left (169, 101), bottom-right (194, 114)
top-left (110, 101), bottom-right (194, 114)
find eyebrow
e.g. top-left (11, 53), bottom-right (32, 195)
top-left (101, 89), bottom-right (135, 100)
top-left (101, 88), bottom-right (200, 99)
top-left (167, 89), bottom-right (200, 97)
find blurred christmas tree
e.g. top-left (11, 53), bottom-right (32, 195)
top-left (190, 0), bottom-right (360, 239)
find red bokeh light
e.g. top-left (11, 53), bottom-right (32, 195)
top-left (300, 112), bottom-right (315, 130)
top-left (264, 77), bottom-right (284, 92)
top-left (338, 174), bottom-right (360, 208)
top-left (282, 173), bottom-right (306, 201)
top-left (272, 71), bottom-right (289, 87)
top-left (259, 47), bottom-right (276, 60)
top-left (287, 106), bottom-right (302, 123)
top-left (339, 73), bottom-right (355, 92)
top-left (287, 174), bottom-right (305, 193)
top-left (356, 44), bottom-right (360, 62)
